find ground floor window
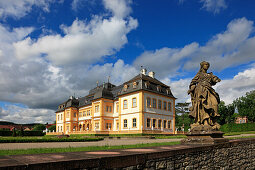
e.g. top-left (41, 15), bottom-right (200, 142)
top-left (163, 120), bottom-right (167, 128)
top-left (168, 120), bottom-right (171, 129)
top-left (158, 120), bottom-right (162, 128)
top-left (124, 119), bottom-right (127, 128)
top-left (132, 118), bottom-right (137, 127)
top-left (106, 123), bottom-right (112, 129)
top-left (153, 119), bottom-right (156, 128)
top-left (95, 123), bottom-right (99, 129)
top-left (147, 118), bottom-right (151, 128)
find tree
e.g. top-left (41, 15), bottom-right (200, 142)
top-left (175, 102), bottom-right (192, 131)
top-left (12, 128), bottom-right (17, 137)
top-left (218, 101), bottom-right (235, 125)
top-left (233, 90), bottom-right (255, 122)
top-left (48, 125), bottom-right (56, 131)
top-left (33, 124), bottom-right (46, 131)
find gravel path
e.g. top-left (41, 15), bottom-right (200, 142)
top-left (0, 138), bottom-right (181, 150)
top-left (1, 134), bottom-right (254, 150)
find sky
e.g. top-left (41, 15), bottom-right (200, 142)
top-left (0, 0), bottom-right (255, 124)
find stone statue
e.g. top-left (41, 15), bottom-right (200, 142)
top-left (188, 61), bottom-right (221, 131)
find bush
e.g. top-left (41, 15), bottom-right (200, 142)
top-left (0, 137), bottom-right (104, 143)
top-left (12, 129), bottom-right (17, 137)
top-left (33, 124), bottom-right (46, 131)
top-left (220, 123), bottom-right (255, 132)
top-left (48, 125), bottom-right (56, 132)
top-left (0, 130), bottom-right (12, 136)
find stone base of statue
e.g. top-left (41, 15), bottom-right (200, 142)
top-left (181, 125), bottom-right (229, 145)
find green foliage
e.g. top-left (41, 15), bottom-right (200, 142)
top-left (220, 123), bottom-right (255, 132)
top-left (0, 130), bottom-right (44, 136)
top-left (0, 137), bottom-right (104, 143)
top-left (33, 124), bottom-right (46, 131)
top-left (48, 125), bottom-right (56, 131)
top-left (0, 130), bottom-right (12, 136)
top-left (218, 101), bottom-right (235, 125)
top-left (233, 90), bottom-right (255, 122)
top-left (12, 129), bottom-right (17, 137)
top-left (175, 112), bottom-right (193, 131)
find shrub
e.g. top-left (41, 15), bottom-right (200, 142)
top-left (220, 123), bottom-right (255, 132)
top-left (12, 129), bottom-right (17, 137)
top-left (33, 124), bottom-right (46, 131)
top-left (48, 125), bottom-right (56, 132)
top-left (0, 130), bottom-right (12, 136)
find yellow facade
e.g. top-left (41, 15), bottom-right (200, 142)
top-left (52, 72), bottom-right (176, 135)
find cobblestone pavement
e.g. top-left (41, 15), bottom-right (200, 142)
top-left (0, 134), bottom-right (254, 150)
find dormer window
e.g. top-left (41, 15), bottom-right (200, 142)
top-left (166, 88), bottom-right (171, 95)
top-left (124, 84), bottom-right (128, 91)
top-left (157, 85), bottom-right (162, 92)
top-left (145, 81), bottom-right (150, 89)
top-left (133, 82), bottom-right (137, 88)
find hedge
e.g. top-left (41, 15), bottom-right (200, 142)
top-left (0, 137), bottom-right (104, 143)
top-left (220, 123), bottom-right (255, 132)
top-left (0, 130), bottom-right (45, 136)
top-left (0, 131), bottom-right (12, 136)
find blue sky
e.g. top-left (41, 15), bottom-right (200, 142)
top-left (0, 0), bottom-right (255, 124)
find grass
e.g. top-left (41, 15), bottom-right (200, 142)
top-left (0, 141), bottom-right (180, 156)
top-left (223, 131), bottom-right (255, 136)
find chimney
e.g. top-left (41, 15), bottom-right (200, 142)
top-left (148, 71), bottom-right (155, 78)
top-left (140, 68), bottom-right (147, 75)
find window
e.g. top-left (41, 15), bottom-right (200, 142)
top-left (147, 118), bottom-right (151, 128)
top-left (67, 126), bottom-right (69, 132)
top-left (158, 120), bottom-right (162, 128)
top-left (79, 112), bottom-right (82, 117)
top-left (124, 84), bottom-right (128, 91)
top-left (124, 119), bottom-right (128, 128)
top-left (58, 115), bottom-right (60, 121)
top-left (66, 112), bottom-right (70, 118)
top-left (164, 120), bottom-right (167, 128)
top-left (83, 111), bottom-right (86, 117)
top-left (61, 114), bottom-right (62, 120)
top-left (58, 126), bottom-right (59, 132)
top-left (133, 82), bottom-right (137, 88)
top-left (106, 123), bottom-right (112, 129)
top-left (95, 123), bottom-right (99, 129)
top-left (153, 119), bottom-right (156, 128)
top-left (61, 126), bottom-right (62, 132)
top-left (133, 118), bottom-right (137, 127)
top-left (168, 120), bottom-right (171, 129)
top-left (152, 98), bottom-right (157, 108)
top-left (132, 98), bottom-right (137, 107)
top-left (117, 123), bottom-right (119, 130)
top-left (87, 110), bottom-right (90, 116)
top-left (158, 100), bottom-right (162, 109)
top-left (106, 106), bottom-right (112, 112)
top-left (74, 112), bottom-right (76, 117)
top-left (116, 104), bottom-right (119, 112)
top-left (163, 101), bottom-right (167, 110)
top-left (123, 100), bottom-right (128, 109)
top-left (95, 105), bottom-right (99, 112)
top-left (168, 102), bottom-right (172, 111)
top-left (147, 97), bottom-right (151, 108)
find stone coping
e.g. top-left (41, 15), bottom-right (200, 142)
top-left (0, 138), bottom-right (254, 170)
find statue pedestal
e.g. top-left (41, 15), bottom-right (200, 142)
top-left (181, 125), bottom-right (229, 145)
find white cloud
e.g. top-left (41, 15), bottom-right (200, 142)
top-left (134, 18), bottom-right (255, 77)
top-left (200, 0), bottom-right (227, 14)
top-left (216, 66), bottom-right (255, 105)
top-left (103, 0), bottom-right (132, 18)
top-left (0, 105), bottom-right (55, 124)
top-left (0, 0), bottom-right (56, 19)
top-left (14, 1), bottom-right (138, 65)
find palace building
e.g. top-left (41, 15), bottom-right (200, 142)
top-left (52, 68), bottom-right (176, 135)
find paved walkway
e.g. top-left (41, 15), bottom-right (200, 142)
top-left (0, 134), bottom-right (254, 150)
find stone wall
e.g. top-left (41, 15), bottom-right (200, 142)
top-left (1, 138), bottom-right (254, 170)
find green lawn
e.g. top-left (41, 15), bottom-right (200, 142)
top-left (0, 141), bottom-right (180, 156)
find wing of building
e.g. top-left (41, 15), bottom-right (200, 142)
top-left (51, 69), bottom-right (176, 135)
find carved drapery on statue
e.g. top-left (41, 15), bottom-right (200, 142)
top-left (188, 61), bottom-right (221, 130)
